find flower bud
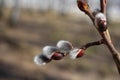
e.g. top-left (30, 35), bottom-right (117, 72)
top-left (34, 54), bottom-right (51, 65)
top-left (42, 46), bottom-right (59, 59)
top-left (69, 48), bottom-right (84, 59)
top-left (56, 40), bottom-right (73, 54)
top-left (42, 46), bottom-right (64, 60)
top-left (77, 0), bottom-right (89, 13)
top-left (95, 12), bottom-right (107, 32)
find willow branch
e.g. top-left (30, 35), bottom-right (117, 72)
top-left (100, 0), bottom-right (120, 74)
top-left (81, 39), bottom-right (104, 50)
top-left (101, 31), bottom-right (120, 74)
top-left (77, 0), bottom-right (120, 74)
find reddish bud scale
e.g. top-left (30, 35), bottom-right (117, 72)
top-left (76, 49), bottom-right (84, 58)
top-left (77, 0), bottom-right (89, 12)
top-left (51, 52), bottom-right (64, 60)
top-left (98, 20), bottom-right (107, 32)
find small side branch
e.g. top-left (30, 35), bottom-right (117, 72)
top-left (100, 0), bottom-right (107, 15)
top-left (81, 39), bottom-right (104, 50)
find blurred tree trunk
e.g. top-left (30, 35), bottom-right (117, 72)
top-left (48, 0), bottom-right (54, 12)
top-left (58, 0), bottom-right (67, 16)
top-left (8, 0), bottom-right (21, 27)
top-left (38, 1), bottom-right (47, 14)
top-left (0, 25), bottom-right (20, 49)
top-left (0, 0), bottom-right (4, 19)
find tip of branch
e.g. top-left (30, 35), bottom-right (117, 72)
top-left (100, 0), bottom-right (107, 15)
top-left (77, 0), bottom-right (89, 13)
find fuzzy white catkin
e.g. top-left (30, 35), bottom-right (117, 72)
top-left (95, 12), bottom-right (106, 27)
top-left (42, 46), bottom-right (58, 59)
top-left (34, 55), bottom-right (46, 65)
top-left (57, 40), bottom-right (72, 53)
top-left (69, 48), bottom-right (80, 59)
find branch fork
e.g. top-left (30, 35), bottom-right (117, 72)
top-left (77, 0), bottom-right (120, 74)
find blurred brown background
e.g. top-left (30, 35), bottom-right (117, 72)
top-left (0, 0), bottom-right (120, 80)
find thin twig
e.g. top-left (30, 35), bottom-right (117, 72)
top-left (81, 39), bottom-right (104, 50)
top-left (100, 0), bottom-right (107, 15)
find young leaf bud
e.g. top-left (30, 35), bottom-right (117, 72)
top-left (95, 12), bottom-right (107, 32)
top-left (34, 54), bottom-right (51, 65)
top-left (56, 40), bottom-right (73, 54)
top-left (42, 46), bottom-right (59, 59)
top-left (69, 48), bottom-right (84, 59)
top-left (77, 0), bottom-right (89, 13)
